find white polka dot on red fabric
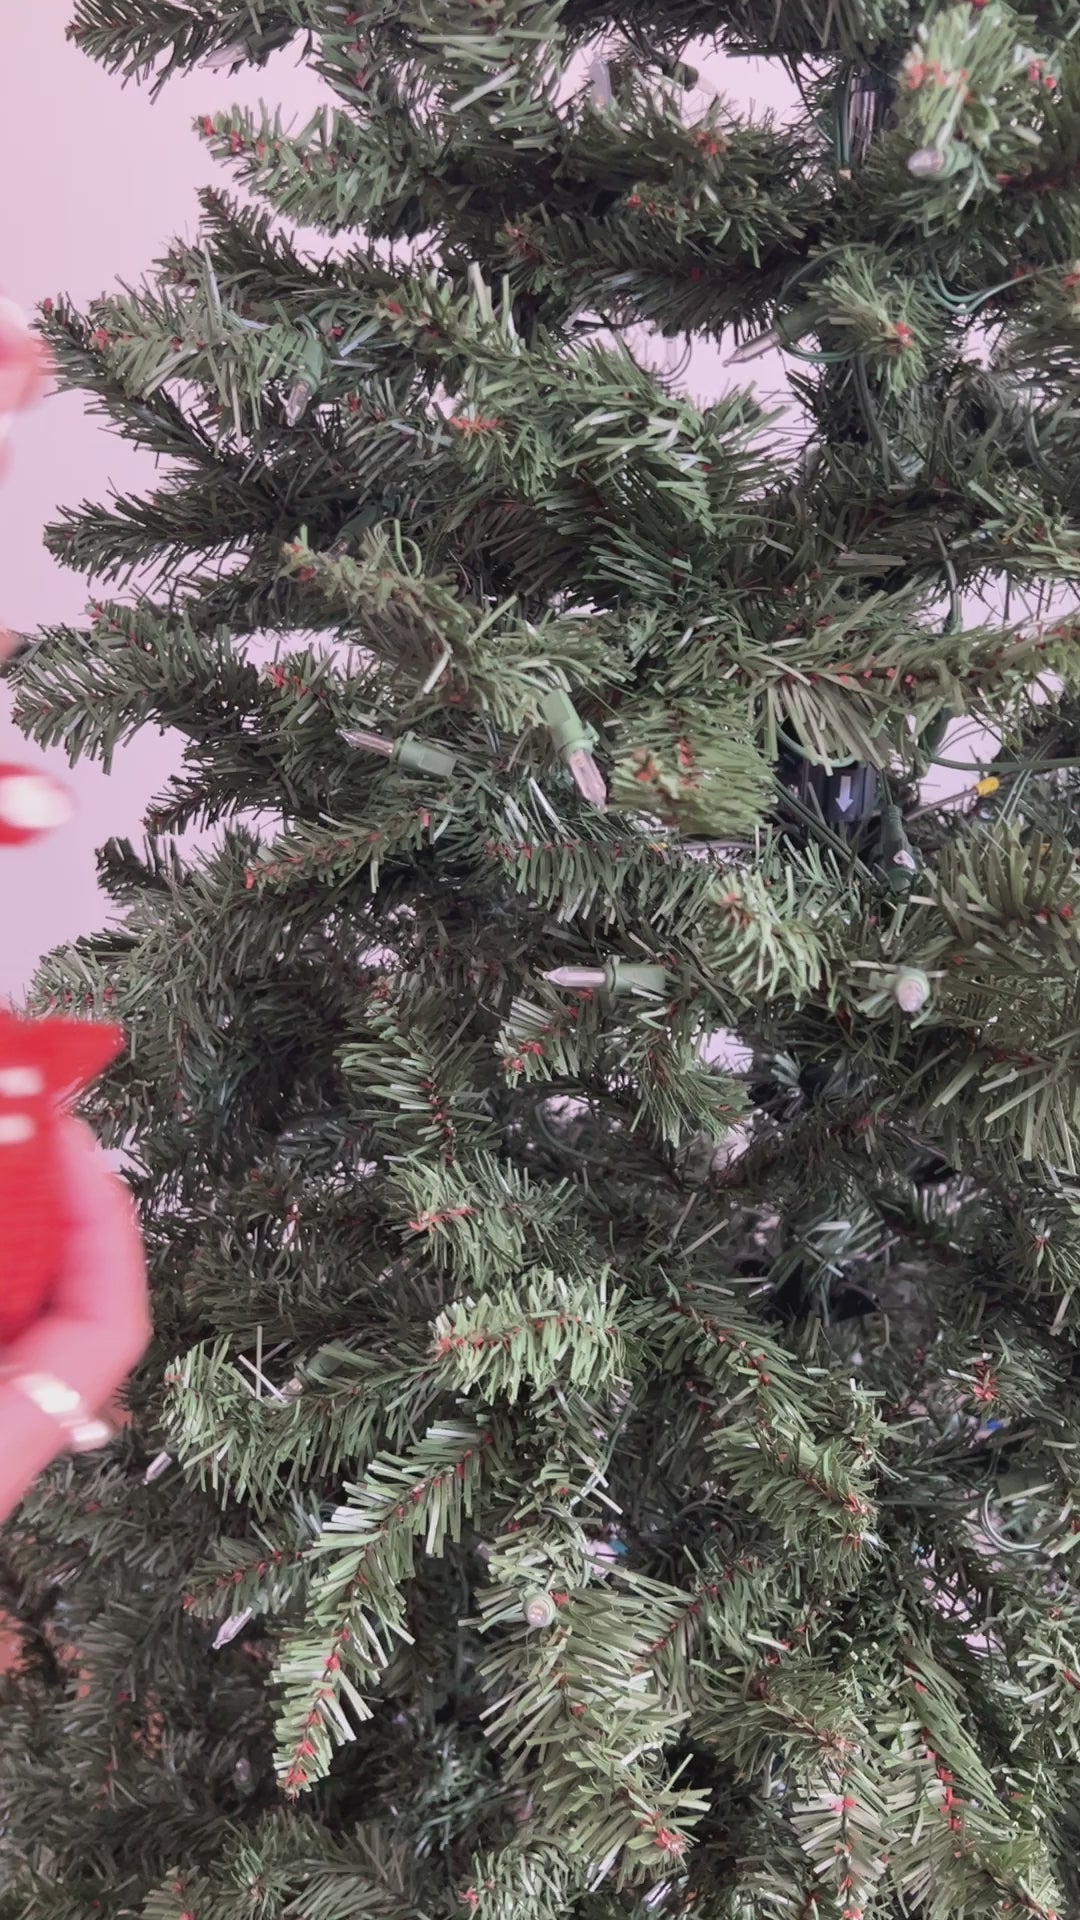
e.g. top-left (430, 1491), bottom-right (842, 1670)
top-left (0, 773), bottom-right (72, 830)
top-left (0, 1114), bottom-right (34, 1145)
top-left (0, 1068), bottom-right (43, 1098)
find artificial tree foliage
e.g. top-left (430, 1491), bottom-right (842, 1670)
top-left (4, 3), bottom-right (1080, 1917)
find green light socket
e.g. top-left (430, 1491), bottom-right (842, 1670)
top-left (541, 689), bottom-right (596, 760)
top-left (394, 735), bottom-right (457, 779)
top-left (605, 960), bottom-right (668, 997)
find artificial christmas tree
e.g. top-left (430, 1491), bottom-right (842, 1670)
top-left (6, 1), bottom-right (1080, 1915)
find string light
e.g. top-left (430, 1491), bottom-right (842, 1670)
top-left (343, 727), bottom-right (457, 778)
top-left (726, 329), bottom-right (780, 365)
top-left (893, 967), bottom-right (931, 1014)
top-left (543, 960), bottom-right (669, 996)
top-left (907, 146), bottom-right (949, 177)
top-left (284, 379), bottom-right (313, 425)
top-left (541, 690), bottom-right (607, 808)
top-left (212, 1607), bottom-right (254, 1649)
top-left (202, 42), bottom-right (247, 70)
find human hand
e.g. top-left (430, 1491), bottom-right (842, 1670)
top-left (0, 297), bottom-right (148, 1520)
top-left (0, 1116), bottom-right (151, 1522)
top-left (0, 295), bottom-right (74, 833)
top-left (0, 297), bottom-right (48, 433)
top-left (0, 296), bottom-right (50, 663)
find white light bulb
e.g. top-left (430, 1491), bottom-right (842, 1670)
top-left (285, 379), bottom-right (313, 425)
top-left (543, 967), bottom-right (606, 990)
top-left (908, 146), bottom-right (947, 178)
top-left (566, 748), bottom-right (608, 809)
top-left (213, 1607), bottom-right (254, 1650)
top-left (726, 329), bottom-right (781, 364)
top-left (343, 728), bottom-right (394, 759)
top-left (894, 967), bottom-right (931, 1013)
top-left (202, 42), bottom-right (246, 70)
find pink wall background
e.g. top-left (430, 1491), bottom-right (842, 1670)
top-left (5, 15), bottom-right (977, 1005)
top-left (1, 6), bottom-right (332, 998)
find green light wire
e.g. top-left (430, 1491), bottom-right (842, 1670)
top-left (931, 754), bottom-right (1080, 774)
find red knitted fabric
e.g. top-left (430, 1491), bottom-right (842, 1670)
top-left (0, 310), bottom-right (123, 1346)
top-left (0, 1008), bottom-right (124, 1344)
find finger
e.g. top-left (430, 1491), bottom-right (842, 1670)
top-left (0, 301), bottom-right (49, 664)
top-left (0, 1386), bottom-right (80, 1523)
top-left (0, 298), bottom-right (50, 414)
top-left (3, 1116), bottom-right (151, 1416)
